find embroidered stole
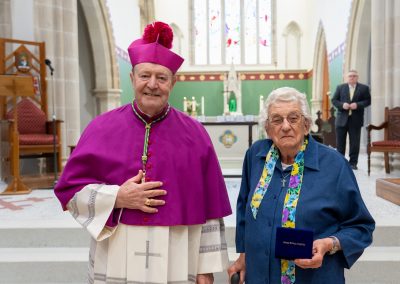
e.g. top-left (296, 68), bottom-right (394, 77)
top-left (250, 138), bottom-right (308, 284)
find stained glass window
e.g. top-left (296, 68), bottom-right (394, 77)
top-left (192, 0), bottom-right (274, 65)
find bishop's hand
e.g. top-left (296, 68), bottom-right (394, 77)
top-left (115, 170), bottom-right (166, 213)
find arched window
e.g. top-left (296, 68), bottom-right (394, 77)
top-left (283, 21), bottom-right (302, 69)
top-left (191, 0), bottom-right (275, 66)
top-left (170, 23), bottom-right (183, 55)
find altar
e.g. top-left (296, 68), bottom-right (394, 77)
top-left (201, 119), bottom-right (260, 175)
top-left (184, 63), bottom-right (263, 176)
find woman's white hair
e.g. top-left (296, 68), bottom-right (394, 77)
top-left (261, 87), bottom-right (313, 128)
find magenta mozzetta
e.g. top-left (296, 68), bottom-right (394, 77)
top-left (54, 102), bottom-right (231, 226)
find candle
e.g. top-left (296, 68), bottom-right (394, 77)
top-left (201, 96), bottom-right (205, 115)
top-left (259, 95), bottom-right (264, 112)
top-left (192, 97), bottom-right (196, 112)
top-left (183, 97), bottom-right (187, 112)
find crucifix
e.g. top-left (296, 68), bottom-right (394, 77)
top-left (134, 240), bottom-right (162, 269)
top-left (281, 173), bottom-right (290, 187)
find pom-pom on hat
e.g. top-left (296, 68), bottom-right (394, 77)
top-left (128, 21), bottom-right (184, 74)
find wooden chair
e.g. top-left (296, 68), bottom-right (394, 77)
top-left (0, 38), bottom-right (62, 193)
top-left (6, 98), bottom-right (62, 177)
top-left (366, 107), bottom-right (400, 175)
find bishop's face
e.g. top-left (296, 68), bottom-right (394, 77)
top-left (131, 63), bottom-right (176, 117)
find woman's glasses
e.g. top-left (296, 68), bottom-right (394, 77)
top-left (268, 112), bottom-right (304, 126)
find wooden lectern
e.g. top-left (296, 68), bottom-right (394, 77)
top-left (0, 75), bottom-right (35, 194)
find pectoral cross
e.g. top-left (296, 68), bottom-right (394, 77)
top-left (134, 240), bottom-right (161, 269)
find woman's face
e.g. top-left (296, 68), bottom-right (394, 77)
top-left (265, 101), bottom-right (310, 154)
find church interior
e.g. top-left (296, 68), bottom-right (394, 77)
top-left (0, 0), bottom-right (400, 283)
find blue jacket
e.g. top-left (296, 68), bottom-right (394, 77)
top-left (235, 135), bottom-right (375, 284)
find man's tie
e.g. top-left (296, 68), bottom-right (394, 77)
top-left (349, 85), bottom-right (355, 101)
top-left (349, 85), bottom-right (355, 115)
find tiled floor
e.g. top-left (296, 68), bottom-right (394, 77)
top-left (0, 153), bottom-right (399, 283)
top-left (346, 153), bottom-right (400, 226)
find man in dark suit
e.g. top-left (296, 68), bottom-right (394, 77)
top-left (331, 70), bottom-right (371, 170)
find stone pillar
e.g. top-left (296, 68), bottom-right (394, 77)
top-left (93, 88), bottom-right (122, 115)
top-left (34, 0), bottom-right (80, 161)
top-left (393, 0), bottom-right (400, 107)
top-left (0, 0), bottom-right (11, 181)
top-left (370, 0), bottom-right (400, 171)
top-left (0, 0), bottom-right (11, 38)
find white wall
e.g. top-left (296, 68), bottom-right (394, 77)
top-left (275, 0), bottom-right (318, 69)
top-left (273, 0), bottom-right (351, 69)
top-left (315, 0), bottom-right (352, 53)
top-left (154, 0), bottom-right (189, 69)
top-left (106, 0), bottom-right (140, 51)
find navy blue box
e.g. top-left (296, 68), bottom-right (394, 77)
top-left (275, 227), bottom-right (314, 260)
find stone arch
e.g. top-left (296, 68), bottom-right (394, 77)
top-left (78, 0), bottom-right (121, 118)
top-left (311, 22), bottom-right (329, 122)
top-left (170, 23), bottom-right (183, 55)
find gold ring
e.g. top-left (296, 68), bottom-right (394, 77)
top-left (145, 198), bottom-right (151, 206)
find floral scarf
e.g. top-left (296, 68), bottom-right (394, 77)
top-left (250, 138), bottom-right (308, 284)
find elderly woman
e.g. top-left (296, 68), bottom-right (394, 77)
top-left (228, 87), bottom-right (375, 284)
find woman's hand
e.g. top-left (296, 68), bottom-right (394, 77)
top-left (227, 253), bottom-right (246, 284)
top-left (196, 273), bottom-right (214, 284)
top-left (115, 170), bottom-right (166, 213)
top-left (294, 238), bottom-right (332, 269)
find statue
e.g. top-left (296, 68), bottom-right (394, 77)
top-left (223, 62), bottom-right (242, 115)
top-left (228, 93), bottom-right (237, 112)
